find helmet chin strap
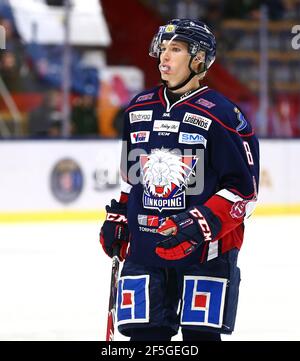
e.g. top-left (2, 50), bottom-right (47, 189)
top-left (160, 57), bottom-right (207, 92)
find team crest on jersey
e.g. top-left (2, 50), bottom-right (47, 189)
top-left (140, 148), bottom-right (197, 212)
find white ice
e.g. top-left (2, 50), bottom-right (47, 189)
top-left (0, 215), bottom-right (299, 341)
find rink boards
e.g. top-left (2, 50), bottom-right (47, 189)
top-left (0, 139), bottom-right (299, 221)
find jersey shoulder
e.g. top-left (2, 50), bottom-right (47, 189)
top-left (190, 88), bottom-right (254, 136)
top-left (125, 85), bottom-right (162, 111)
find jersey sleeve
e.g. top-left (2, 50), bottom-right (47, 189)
top-left (204, 108), bottom-right (260, 242)
top-left (119, 109), bottom-right (132, 203)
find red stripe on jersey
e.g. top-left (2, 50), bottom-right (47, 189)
top-left (125, 100), bottom-right (162, 112)
top-left (158, 86), bottom-right (166, 107)
top-left (204, 194), bottom-right (244, 240)
top-left (229, 187), bottom-right (256, 199)
top-left (221, 224), bottom-right (244, 253)
top-left (119, 192), bottom-right (129, 204)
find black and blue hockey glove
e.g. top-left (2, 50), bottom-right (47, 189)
top-left (100, 199), bottom-right (129, 261)
top-left (156, 206), bottom-right (221, 260)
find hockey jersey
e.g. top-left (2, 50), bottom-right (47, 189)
top-left (120, 85), bottom-right (259, 268)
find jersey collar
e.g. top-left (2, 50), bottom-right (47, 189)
top-left (163, 85), bottom-right (208, 112)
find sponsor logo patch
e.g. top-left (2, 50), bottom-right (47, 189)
top-left (165, 24), bottom-right (176, 33)
top-left (181, 276), bottom-right (227, 328)
top-left (129, 110), bottom-right (153, 124)
top-left (139, 226), bottom-right (157, 233)
top-left (137, 214), bottom-right (165, 233)
top-left (183, 112), bottom-right (212, 130)
top-left (195, 98), bottom-right (216, 108)
top-left (130, 131), bottom-right (150, 144)
top-left (136, 93), bottom-right (154, 102)
top-left (117, 275), bottom-right (150, 325)
top-left (153, 120), bottom-right (180, 133)
top-left (179, 132), bottom-right (207, 147)
top-left (158, 132), bottom-right (170, 136)
top-left (138, 214), bottom-right (164, 227)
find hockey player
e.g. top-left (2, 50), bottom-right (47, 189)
top-left (100, 19), bottom-right (259, 341)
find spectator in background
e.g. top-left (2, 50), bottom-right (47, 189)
top-left (28, 89), bottom-right (62, 137)
top-left (0, 16), bottom-right (39, 92)
top-left (204, 0), bottom-right (223, 39)
top-left (174, 0), bottom-right (202, 20)
top-left (0, 50), bottom-right (23, 91)
top-left (156, 0), bottom-right (171, 21)
top-left (0, 15), bottom-right (16, 40)
top-left (112, 105), bottom-right (126, 137)
top-left (223, 0), bottom-right (285, 20)
top-left (71, 93), bottom-right (99, 136)
top-left (0, 17), bottom-right (21, 91)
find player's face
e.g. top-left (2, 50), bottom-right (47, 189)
top-left (159, 40), bottom-right (197, 90)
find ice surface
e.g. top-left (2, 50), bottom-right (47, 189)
top-left (0, 215), bottom-right (299, 340)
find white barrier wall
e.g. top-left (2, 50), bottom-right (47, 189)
top-left (0, 140), bottom-right (121, 213)
top-left (0, 139), bottom-right (299, 217)
top-left (259, 139), bottom-right (300, 206)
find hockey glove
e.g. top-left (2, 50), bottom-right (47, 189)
top-left (100, 199), bottom-right (129, 261)
top-left (155, 206), bottom-right (221, 260)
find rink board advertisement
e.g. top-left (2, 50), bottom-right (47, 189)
top-left (0, 139), bottom-right (299, 221)
top-left (0, 140), bottom-right (121, 220)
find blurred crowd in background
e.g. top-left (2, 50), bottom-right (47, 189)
top-left (0, 0), bottom-right (300, 138)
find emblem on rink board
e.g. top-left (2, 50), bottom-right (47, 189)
top-left (181, 276), bottom-right (227, 328)
top-left (50, 158), bottom-right (83, 204)
top-left (140, 148), bottom-right (197, 212)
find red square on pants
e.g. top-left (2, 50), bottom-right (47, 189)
top-left (122, 292), bottom-right (132, 306)
top-left (194, 294), bottom-right (207, 308)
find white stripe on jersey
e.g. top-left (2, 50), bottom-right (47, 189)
top-left (207, 240), bottom-right (219, 261)
top-left (216, 189), bottom-right (258, 218)
top-left (121, 179), bottom-right (132, 194)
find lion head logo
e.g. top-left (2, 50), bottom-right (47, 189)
top-left (141, 148), bottom-right (195, 198)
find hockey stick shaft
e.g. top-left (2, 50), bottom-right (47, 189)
top-left (106, 246), bottom-right (120, 341)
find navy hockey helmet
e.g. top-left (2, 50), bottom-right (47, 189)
top-left (149, 19), bottom-right (216, 70)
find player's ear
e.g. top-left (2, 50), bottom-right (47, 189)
top-left (192, 52), bottom-right (205, 73)
top-left (193, 51), bottom-right (205, 64)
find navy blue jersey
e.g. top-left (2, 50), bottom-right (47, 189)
top-left (120, 85), bottom-right (259, 268)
